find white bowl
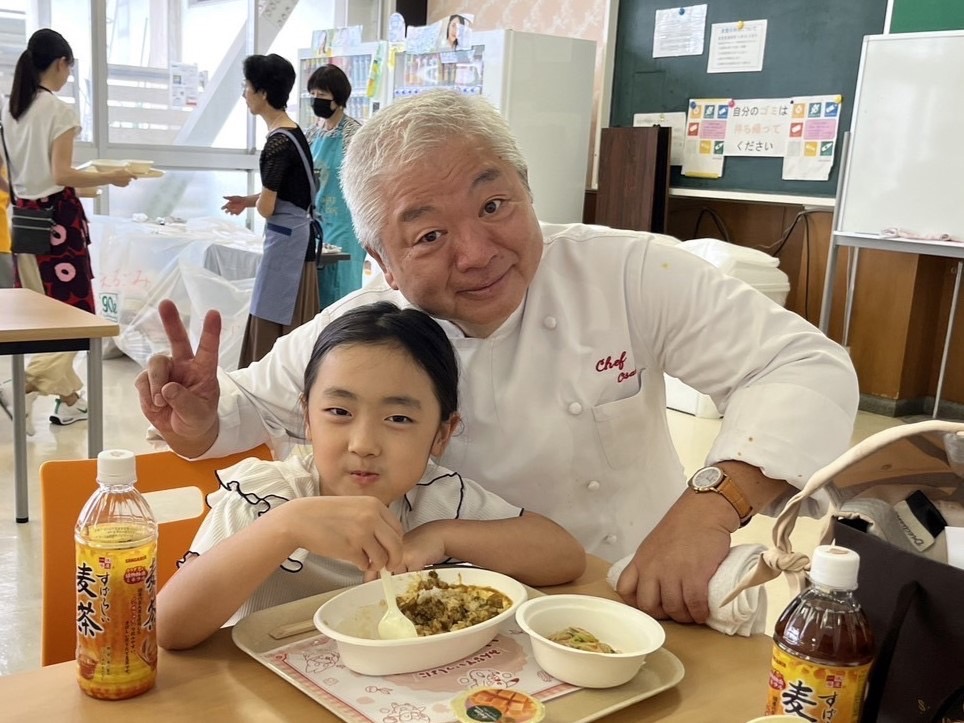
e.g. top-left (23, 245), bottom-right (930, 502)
top-left (515, 594), bottom-right (665, 688)
top-left (313, 567), bottom-right (527, 676)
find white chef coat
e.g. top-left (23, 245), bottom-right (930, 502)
top-left (200, 223), bottom-right (858, 561)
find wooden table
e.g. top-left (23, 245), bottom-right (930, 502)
top-left (0, 288), bottom-right (119, 522)
top-left (0, 557), bottom-right (773, 721)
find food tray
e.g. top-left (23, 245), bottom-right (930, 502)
top-left (233, 585), bottom-right (684, 723)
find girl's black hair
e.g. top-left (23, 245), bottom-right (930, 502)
top-left (306, 64), bottom-right (352, 108)
top-left (304, 302), bottom-right (458, 422)
top-left (243, 53), bottom-right (295, 110)
top-left (10, 29), bottom-right (73, 120)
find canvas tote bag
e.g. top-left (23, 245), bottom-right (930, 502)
top-left (724, 419), bottom-right (964, 722)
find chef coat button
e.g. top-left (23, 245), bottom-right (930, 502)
top-left (568, 402), bottom-right (583, 415)
top-left (604, 534), bottom-right (618, 545)
top-left (543, 316), bottom-right (557, 330)
top-left (586, 480), bottom-right (600, 491)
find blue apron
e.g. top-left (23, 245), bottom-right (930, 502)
top-left (249, 129), bottom-right (319, 326)
top-left (249, 199), bottom-right (311, 325)
top-left (310, 117), bottom-right (365, 309)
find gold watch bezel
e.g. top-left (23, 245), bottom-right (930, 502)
top-left (687, 465), bottom-right (753, 524)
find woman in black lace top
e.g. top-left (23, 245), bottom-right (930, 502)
top-left (222, 53), bottom-right (320, 368)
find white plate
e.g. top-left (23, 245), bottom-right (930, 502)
top-left (86, 158), bottom-right (127, 171)
top-left (76, 162), bottom-right (163, 178)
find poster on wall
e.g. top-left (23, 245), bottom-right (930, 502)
top-left (405, 13), bottom-right (474, 55)
top-left (682, 98), bottom-right (730, 178)
top-left (439, 12), bottom-right (473, 51)
top-left (724, 98), bottom-right (792, 157)
top-left (653, 4), bottom-right (707, 58)
top-left (311, 25), bottom-right (363, 56)
top-left (707, 19), bottom-right (767, 73)
top-left (782, 94), bottom-right (842, 181)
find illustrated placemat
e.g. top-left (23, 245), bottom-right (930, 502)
top-left (266, 623), bottom-right (574, 722)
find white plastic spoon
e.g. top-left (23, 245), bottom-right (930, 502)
top-left (377, 569), bottom-right (419, 640)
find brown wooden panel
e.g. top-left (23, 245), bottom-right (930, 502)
top-left (596, 127), bottom-right (670, 233)
top-left (939, 264), bottom-right (964, 403)
top-left (902, 256), bottom-right (947, 399)
top-left (583, 188), bottom-right (597, 225)
top-left (848, 250), bottom-right (919, 399)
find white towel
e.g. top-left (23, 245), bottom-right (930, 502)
top-left (606, 543), bottom-right (768, 637)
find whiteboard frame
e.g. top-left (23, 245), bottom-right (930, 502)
top-left (820, 31), bottom-right (964, 417)
top-left (834, 30), bottom-right (964, 240)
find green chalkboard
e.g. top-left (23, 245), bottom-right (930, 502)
top-left (610, 0), bottom-right (888, 197)
top-left (891, 0), bottom-right (964, 32)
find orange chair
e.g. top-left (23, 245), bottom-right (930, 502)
top-left (40, 444), bottom-right (272, 666)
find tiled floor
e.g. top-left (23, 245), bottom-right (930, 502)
top-left (0, 352), bottom-right (903, 676)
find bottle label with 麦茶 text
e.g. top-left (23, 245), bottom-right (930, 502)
top-left (75, 526), bottom-right (157, 699)
top-left (766, 644), bottom-right (871, 722)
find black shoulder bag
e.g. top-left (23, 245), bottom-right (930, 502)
top-left (0, 118), bottom-right (54, 255)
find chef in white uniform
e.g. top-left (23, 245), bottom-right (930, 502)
top-left (138, 91), bottom-right (858, 625)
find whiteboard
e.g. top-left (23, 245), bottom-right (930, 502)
top-left (839, 31), bottom-right (964, 241)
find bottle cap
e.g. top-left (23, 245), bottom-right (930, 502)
top-left (809, 544), bottom-right (860, 590)
top-left (96, 449), bottom-right (137, 486)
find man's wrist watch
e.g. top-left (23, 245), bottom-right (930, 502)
top-left (687, 465), bottom-right (754, 527)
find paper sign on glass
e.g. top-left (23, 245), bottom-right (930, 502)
top-left (707, 19), bottom-right (767, 73)
top-left (170, 62), bottom-right (199, 108)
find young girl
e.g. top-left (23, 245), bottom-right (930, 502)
top-left (158, 302), bottom-right (585, 650)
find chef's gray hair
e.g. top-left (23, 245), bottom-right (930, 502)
top-left (341, 90), bottom-right (530, 255)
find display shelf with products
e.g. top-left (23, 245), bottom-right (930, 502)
top-left (391, 46), bottom-right (484, 100)
top-left (297, 42), bottom-right (387, 128)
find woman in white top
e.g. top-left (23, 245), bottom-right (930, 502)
top-left (0, 29), bottom-right (134, 435)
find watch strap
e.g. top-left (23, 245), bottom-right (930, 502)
top-left (689, 466), bottom-right (754, 525)
top-left (715, 476), bottom-right (753, 525)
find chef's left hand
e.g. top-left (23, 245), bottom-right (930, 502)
top-left (616, 489), bottom-right (736, 624)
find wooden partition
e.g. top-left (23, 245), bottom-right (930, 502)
top-left (595, 126), bottom-right (671, 233)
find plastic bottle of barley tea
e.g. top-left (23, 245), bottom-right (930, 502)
top-left (75, 449), bottom-right (158, 699)
top-left (765, 545), bottom-right (874, 722)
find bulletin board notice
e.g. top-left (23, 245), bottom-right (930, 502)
top-left (610, 0), bottom-right (888, 196)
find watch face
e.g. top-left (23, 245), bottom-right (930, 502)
top-left (691, 466), bottom-right (724, 490)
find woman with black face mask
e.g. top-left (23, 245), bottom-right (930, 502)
top-left (304, 63), bottom-right (363, 309)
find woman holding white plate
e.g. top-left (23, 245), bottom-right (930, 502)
top-left (0, 28), bottom-right (135, 433)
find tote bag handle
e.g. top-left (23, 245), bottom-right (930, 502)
top-left (722, 419), bottom-right (964, 605)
